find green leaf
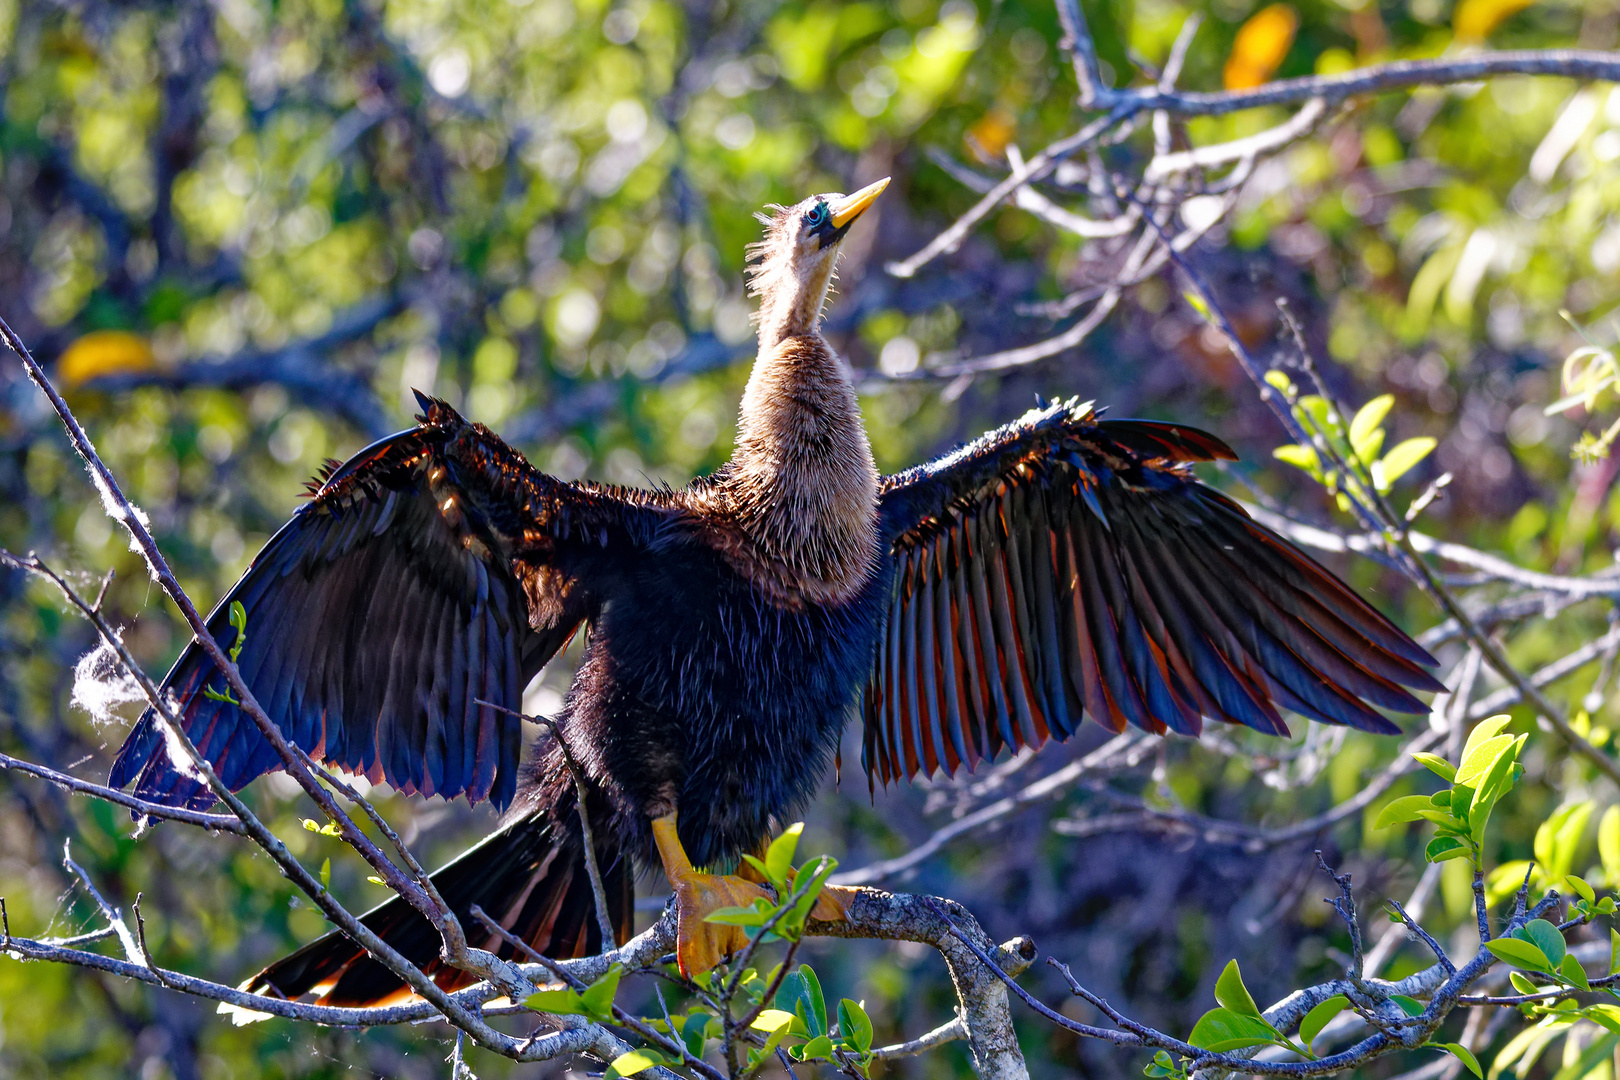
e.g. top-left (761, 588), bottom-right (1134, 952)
top-left (1600, 807), bottom-right (1620, 885)
top-left (1350, 395), bottom-right (1394, 461)
top-left (781, 855), bottom-right (839, 938)
top-left (1508, 972), bottom-right (1540, 995)
top-left (749, 1017), bottom-right (791, 1071)
top-left (1299, 995), bottom-right (1348, 1047)
top-left (1183, 291), bottom-right (1212, 321)
top-left (319, 858), bottom-right (330, 891)
top-left (1379, 436), bottom-right (1436, 486)
top-left (1455, 735), bottom-right (1513, 788)
top-left (300, 818), bottom-right (341, 837)
top-left (766, 823), bottom-right (803, 886)
top-left (1145, 1049), bottom-right (1180, 1077)
top-left (578, 964), bottom-right (622, 1019)
top-left (1391, 995), bottom-right (1426, 1017)
top-left (682, 1011), bottom-right (714, 1057)
top-left (1560, 953), bottom-right (1590, 991)
top-left (1566, 875), bottom-right (1597, 905)
top-left (1273, 443), bottom-right (1321, 476)
top-left (1486, 860), bottom-right (1535, 906)
top-left (1519, 920), bottom-right (1567, 968)
top-left (1460, 716), bottom-right (1514, 761)
top-left (1264, 370), bottom-right (1297, 397)
top-left (1450, 783), bottom-right (1474, 824)
top-left (838, 998), bottom-right (874, 1054)
top-left (1411, 752), bottom-right (1456, 782)
top-left (705, 898), bottom-right (774, 926)
top-left (1551, 1030), bottom-right (1620, 1080)
top-left (1298, 395), bottom-right (1336, 434)
top-left (1535, 802), bottom-right (1595, 884)
top-left (777, 968), bottom-right (824, 1038)
top-left (606, 1049), bottom-right (670, 1078)
top-left (1494, 1021), bottom-right (1558, 1078)
top-left (1375, 795), bottom-right (1441, 830)
top-left (523, 985), bottom-right (588, 1016)
top-left (1214, 959), bottom-right (1263, 1018)
top-left (1188, 1007), bottom-right (1282, 1052)
top-left (1611, 927), bottom-right (1620, 975)
top-left (227, 601), bottom-right (248, 662)
top-left (1485, 937), bottom-right (1553, 972)
top-left (1586, 1004), bottom-right (1620, 1034)
top-left (1435, 1042), bottom-right (1483, 1079)
top-left (794, 1034), bottom-right (834, 1062)
top-left (1426, 836), bottom-right (1471, 863)
top-left (1470, 735), bottom-right (1526, 840)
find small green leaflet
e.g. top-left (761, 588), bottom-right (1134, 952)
top-left (1410, 751), bottom-right (1456, 782)
top-left (1431, 1042), bottom-right (1482, 1078)
top-left (1349, 395), bottom-right (1394, 462)
top-left (1486, 937), bottom-right (1553, 973)
top-left (523, 964), bottom-right (621, 1020)
top-left (1213, 960), bottom-right (1263, 1017)
top-left (767, 823), bottom-right (802, 884)
top-left (1518, 919), bottom-right (1566, 967)
top-left (1378, 437), bottom-right (1436, 487)
top-left (1390, 996), bottom-right (1426, 1018)
top-left (1188, 1009), bottom-right (1281, 1053)
top-left (1299, 995), bottom-right (1348, 1047)
top-left (838, 998), bottom-right (874, 1055)
top-left (1374, 795), bottom-right (1439, 831)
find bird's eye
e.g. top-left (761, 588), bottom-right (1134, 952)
top-left (803, 203), bottom-right (828, 228)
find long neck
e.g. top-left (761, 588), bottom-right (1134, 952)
top-left (753, 255), bottom-right (836, 351)
top-left (727, 331), bottom-right (879, 603)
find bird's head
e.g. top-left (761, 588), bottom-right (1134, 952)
top-left (748, 177), bottom-right (889, 348)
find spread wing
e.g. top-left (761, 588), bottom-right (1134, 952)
top-left (110, 394), bottom-right (670, 811)
top-left (865, 399), bottom-right (1444, 786)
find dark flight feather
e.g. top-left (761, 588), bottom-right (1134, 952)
top-left (109, 395), bottom-right (672, 812)
top-left (867, 399), bottom-right (1444, 784)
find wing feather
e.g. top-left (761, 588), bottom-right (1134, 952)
top-left (110, 396), bottom-right (669, 811)
top-left (868, 400), bottom-right (1442, 784)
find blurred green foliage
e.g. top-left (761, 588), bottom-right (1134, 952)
top-left (4, 0), bottom-right (1620, 1076)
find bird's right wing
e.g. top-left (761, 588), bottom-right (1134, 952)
top-left (110, 395), bottom-right (671, 812)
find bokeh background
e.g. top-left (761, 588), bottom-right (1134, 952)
top-left (3, 0), bottom-right (1619, 1076)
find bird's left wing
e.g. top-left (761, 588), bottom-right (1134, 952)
top-left (866, 399), bottom-right (1443, 786)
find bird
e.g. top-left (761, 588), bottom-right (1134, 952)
top-left (108, 176), bottom-right (1444, 1006)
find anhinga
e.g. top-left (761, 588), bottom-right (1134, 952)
top-left (110, 177), bottom-right (1443, 1005)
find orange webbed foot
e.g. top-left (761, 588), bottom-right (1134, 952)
top-left (670, 869), bottom-right (772, 978)
top-left (653, 813), bottom-right (776, 977)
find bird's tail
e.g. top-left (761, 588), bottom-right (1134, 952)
top-left (240, 780), bottom-right (632, 1009)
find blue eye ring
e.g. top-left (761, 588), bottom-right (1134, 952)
top-left (804, 202), bottom-right (829, 228)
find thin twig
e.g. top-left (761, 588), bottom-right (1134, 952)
top-left (476, 699), bottom-right (618, 950)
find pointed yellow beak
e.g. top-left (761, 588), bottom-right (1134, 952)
top-left (829, 177), bottom-right (890, 230)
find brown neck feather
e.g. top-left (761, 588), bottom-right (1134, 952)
top-left (715, 331), bottom-right (879, 605)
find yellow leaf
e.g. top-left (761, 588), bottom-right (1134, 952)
top-left (751, 1008), bottom-right (798, 1033)
top-left (57, 331), bottom-right (156, 389)
top-left (1454, 0), bottom-right (1535, 42)
top-left (1223, 5), bottom-right (1299, 91)
top-left (965, 107), bottom-right (1016, 164)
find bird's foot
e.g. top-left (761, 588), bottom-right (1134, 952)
top-left (808, 883), bottom-right (860, 922)
top-left (670, 869), bottom-right (771, 978)
top-left (652, 812), bottom-right (774, 977)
